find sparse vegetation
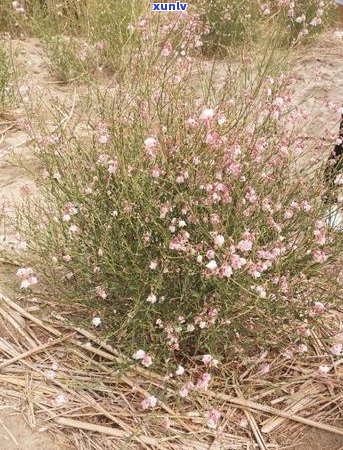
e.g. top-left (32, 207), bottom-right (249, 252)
top-left (0, 41), bottom-right (14, 111)
top-left (196, 0), bottom-right (336, 55)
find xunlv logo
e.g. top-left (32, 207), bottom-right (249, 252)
top-left (152, 2), bottom-right (188, 11)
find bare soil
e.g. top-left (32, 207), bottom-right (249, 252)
top-left (0, 409), bottom-right (62, 450)
top-left (292, 427), bottom-right (343, 450)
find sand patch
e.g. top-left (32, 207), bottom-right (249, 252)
top-left (0, 409), bottom-right (63, 450)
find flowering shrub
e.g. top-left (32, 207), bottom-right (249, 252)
top-left (16, 18), bottom-right (343, 366)
top-left (0, 0), bottom-right (76, 36)
top-left (195, 0), bottom-right (335, 54)
top-left (43, 36), bottom-right (106, 83)
top-left (1, 0), bottom-right (145, 79)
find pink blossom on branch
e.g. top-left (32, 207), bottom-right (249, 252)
top-left (206, 408), bottom-right (221, 429)
top-left (141, 395), bottom-right (157, 410)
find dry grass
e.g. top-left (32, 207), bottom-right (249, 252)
top-left (0, 291), bottom-right (342, 449)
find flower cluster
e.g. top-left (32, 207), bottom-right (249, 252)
top-left (16, 267), bottom-right (38, 289)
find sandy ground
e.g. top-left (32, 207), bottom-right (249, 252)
top-left (0, 32), bottom-right (342, 450)
top-left (292, 32), bottom-right (343, 138)
top-left (294, 427), bottom-right (343, 450)
top-left (0, 409), bottom-right (62, 450)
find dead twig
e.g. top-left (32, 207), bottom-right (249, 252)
top-left (0, 333), bottom-right (75, 371)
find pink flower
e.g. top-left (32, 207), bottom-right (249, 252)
top-left (99, 134), bottom-right (110, 144)
top-left (149, 260), bottom-right (158, 270)
top-left (213, 234), bottom-right (225, 247)
top-left (161, 42), bottom-right (172, 57)
top-left (318, 365), bottom-right (330, 376)
top-left (284, 209), bottom-right (293, 219)
top-left (12, 1), bottom-right (25, 13)
top-left (297, 344), bottom-right (308, 353)
top-left (261, 3), bottom-right (271, 15)
top-left (195, 372), bottom-right (211, 391)
top-left (95, 286), bottom-right (107, 299)
top-left (314, 229), bottom-right (326, 246)
top-left (302, 200), bottom-right (312, 212)
top-left (92, 317), bottom-right (101, 327)
top-left (207, 408), bottom-right (221, 429)
top-left (202, 354), bottom-right (218, 367)
top-left (245, 187), bottom-right (258, 204)
top-left (151, 168), bottom-right (161, 178)
top-left (20, 277), bottom-right (38, 289)
top-left (219, 264), bottom-right (233, 279)
top-left (17, 267), bottom-right (38, 289)
top-left (255, 285), bottom-right (267, 298)
top-left (202, 354), bottom-right (212, 365)
top-left (334, 174), bottom-right (343, 186)
top-left (186, 117), bottom-right (197, 128)
top-left (310, 17), bottom-right (321, 26)
top-left (144, 137), bottom-right (158, 158)
top-left (315, 220), bottom-right (325, 229)
top-left (248, 265), bottom-right (262, 279)
top-left (132, 349), bottom-right (153, 367)
top-left (206, 260), bottom-right (217, 271)
top-left (179, 386), bottom-right (189, 398)
top-left (237, 239), bottom-right (253, 252)
top-left (132, 349), bottom-right (146, 360)
top-left (297, 326), bottom-right (311, 337)
top-left (108, 159), bottom-right (118, 174)
top-left (141, 395), bottom-right (157, 410)
top-left (295, 14), bottom-right (306, 23)
top-left (312, 249), bottom-right (328, 263)
top-left (179, 382), bottom-right (194, 398)
top-left (273, 97), bottom-right (285, 108)
top-left (142, 354), bottom-right (153, 367)
top-left (259, 363), bottom-right (270, 374)
top-left (227, 162), bottom-right (242, 176)
top-left (69, 224), bottom-right (80, 234)
top-left (175, 365), bottom-right (185, 376)
top-left (312, 302), bottom-right (325, 315)
top-left (16, 267), bottom-right (33, 278)
top-left (200, 108), bottom-right (214, 121)
top-left (146, 293), bottom-right (157, 304)
top-left (52, 392), bottom-right (68, 406)
top-left (205, 130), bottom-right (221, 147)
top-left (206, 249), bottom-right (215, 259)
top-left (240, 417), bottom-right (248, 428)
top-left (231, 254), bottom-right (247, 269)
top-left (330, 343), bottom-right (342, 356)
